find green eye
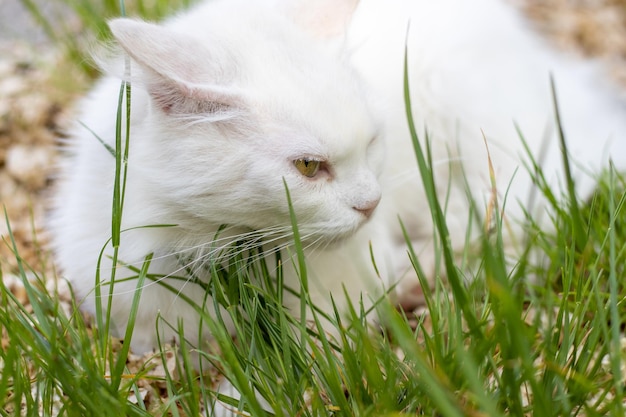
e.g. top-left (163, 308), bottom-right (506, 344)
top-left (294, 158), bottom-right (321, 178)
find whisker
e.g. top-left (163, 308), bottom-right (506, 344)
top-left (98, 221), bottom-right (346, 302)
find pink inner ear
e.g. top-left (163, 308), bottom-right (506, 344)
top-left (147, 76), bottom-right (245, 117)
top-left (291, 0), bottom-right (358, 38)
top-left (149, 80), bottom-right (217, 115)
top-left (149, 80), bottom-right (178, 114)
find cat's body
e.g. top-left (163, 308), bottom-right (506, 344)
top-left (52, 0), bottom-right (626, 356)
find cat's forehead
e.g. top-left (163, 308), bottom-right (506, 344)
top-left (249, 46), bottom-right (378, 150)
top-left (260, 78), bottom-right (378, 156)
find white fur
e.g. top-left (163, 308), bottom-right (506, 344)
top-left (51, 0), bottom-right (625, 388)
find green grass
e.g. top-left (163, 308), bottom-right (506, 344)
top-left (3, 1), bottom-right (626, 415)
top-left (3, 143), bottom-right (624, 417)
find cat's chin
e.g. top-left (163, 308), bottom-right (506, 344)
top-left (312, 233), bottom-right (355, 249)
top-left (296, 224), bottom-right (362, 248)
top-left (250, 223), bottom-right (361, 252)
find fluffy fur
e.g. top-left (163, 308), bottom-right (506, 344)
top-left (51, 0), bottom-right (626, 356)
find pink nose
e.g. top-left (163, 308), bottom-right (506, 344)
top-left (353, 198), bottom-right (380, 219)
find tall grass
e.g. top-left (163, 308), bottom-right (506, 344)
top-left (3, 1), bottom-right (625, 415)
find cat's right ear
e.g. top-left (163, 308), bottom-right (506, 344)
top-left (107, 18), bottom-right (245, 121)
top-left (289, 0), bottom-right (358, 39)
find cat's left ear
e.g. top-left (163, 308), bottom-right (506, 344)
top-left (108, 18), bottom-right (245, 119)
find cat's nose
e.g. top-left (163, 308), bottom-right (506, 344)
top-left (353, 197), bottom-right (380, 219)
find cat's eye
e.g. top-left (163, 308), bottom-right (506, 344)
top-left (294, 158), bottom-right (321, 178)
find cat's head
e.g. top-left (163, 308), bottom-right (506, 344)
top-left (107, 1), bottom-right (383, 244)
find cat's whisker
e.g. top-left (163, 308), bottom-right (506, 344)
top-left (174, 228), bottom-right (297, 274)
top-left (174, 106), bottom-right (250, 128)
top-left (106, 222), bottom-right (347, 292)
top-left (170, 225), bottom-right (293, 255)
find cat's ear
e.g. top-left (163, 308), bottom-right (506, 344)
top-left (108, 18), bottom-right (244, 119)
top-left (290, 0), bottom-right (358, 38)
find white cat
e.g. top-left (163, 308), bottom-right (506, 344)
top-left (51, 0), bottom-right (625, 387)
